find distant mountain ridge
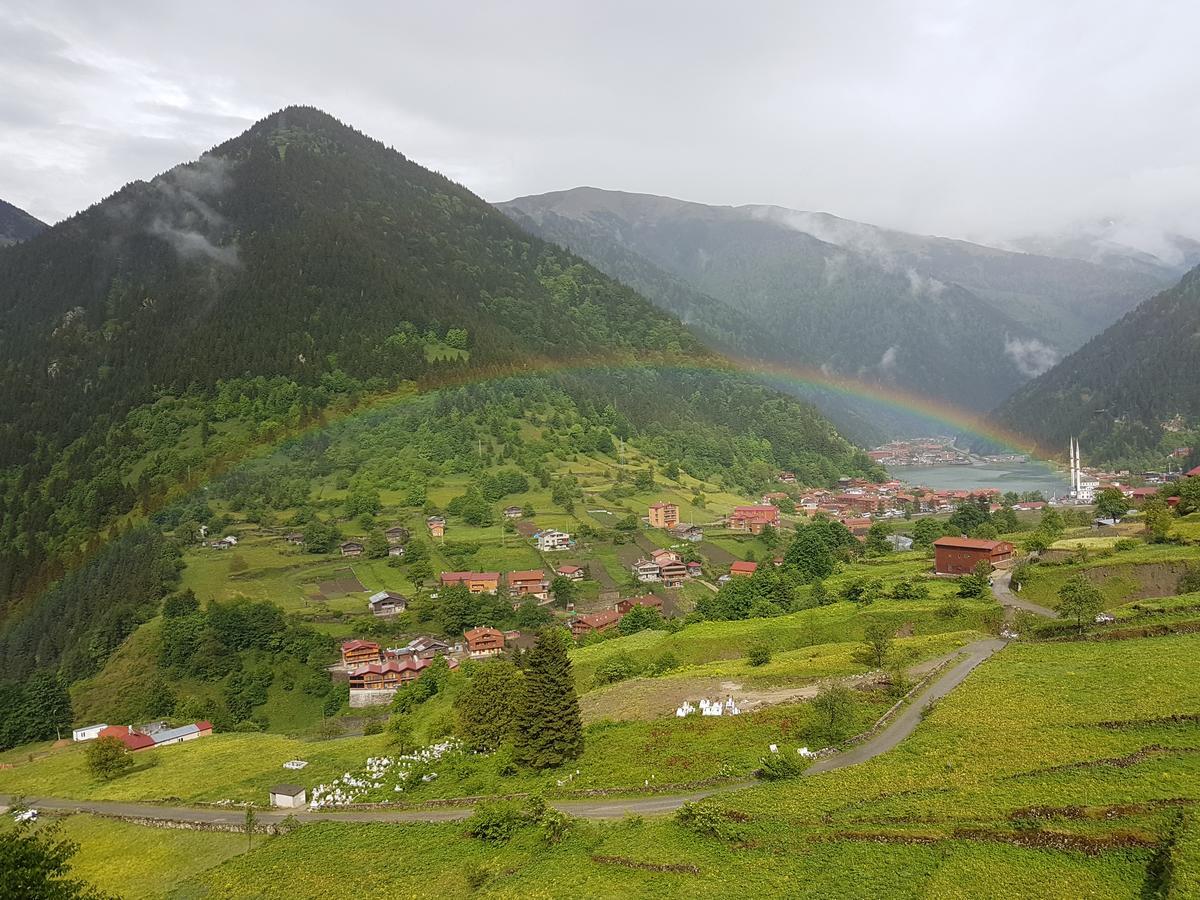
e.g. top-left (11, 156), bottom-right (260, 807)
top-left (0, 198), bottom-right (47, 246)
top-left (993, 262), bottom-right (1200, 464)
top-left (499, 188), bottom-right (1168, 427)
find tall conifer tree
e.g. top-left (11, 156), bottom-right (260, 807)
top-left (514, 628), bottom-right (582, 769)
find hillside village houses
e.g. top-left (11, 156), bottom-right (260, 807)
top-left (98, 721), bottom-right (212, 752)
top-left (464, 626), bottom-right (505, 658)
top-left (339, 540), bottom-right (364, 557)
top-left (341, 639), bottom-right (383, 668)
top-left (632, 548), bottom-right (698, 586)
top-left (536, 529), bottom-right (572, 551)
top-left (367, 590), bottom-right (407, 617)
top-left (385, 525), bottom-right (409, 544)
top-left (347, 654), bottom-right (460, 706)
top-left (503, 505), bottom-right (524, 519)
top-left (730, 560), bottom-right (758, 578)
top-left (571, 594), bottom-right (666, 636)
top-left (569, 608), bottom-right (622, 637)
top-left (427, 515), bottom-right (446, 538)
top-left (556, 564), bottom-right (585, 581)
top-left (440, 571), bottom-right (500, 594)
top-left (727, 505), bottom-right (781, 534)
top-left (932, 537), bottom-right (1015, 575)
top-left (508, 569), bottom-right (550, 601)
top-left (647, 501), bottom-right (679, 529)
top-left (668, 523), bottom-right (704, 542)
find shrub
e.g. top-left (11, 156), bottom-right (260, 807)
top-left (361, 718), bottom-right (384, 736)
top-left (593, 654), bottom-right (641, 686)
top-left (674, 800), bottom-right (746, 842)
top-left (1114, 538), bottom-right (1141, 552)
top-left (465, 799), bottom-right (528, 844)
top-left (746, 642), bottom-right (772, 667)
top-left (539, 805), bottom-right (573, 845)
top-left (85, 736), bottom-right (133, 781)
top-left (757, 749), bottom-right (807, 780)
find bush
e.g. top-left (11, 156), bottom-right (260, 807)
top-left (746, 642), bottom-right (772, 667)
top-left (85, 736), bottom-right (132, 781)
top-left (674, 800), bottom-right (746, 842)
top-left (593, 654), bottom-right (641, 686)
top-left (757, 748), bottom-right (807, 780)
top-left (1114, 538), bottom-right (1141, 552)
top-left (465, 800), bottom-right (528, 844)
top-left (361, 718), bottom-right (384, 736)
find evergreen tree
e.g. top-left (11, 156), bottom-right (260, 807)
top-left (784, 526), bottom-right (835, 583)
top-left (513, 628), bottom-right (583, 769)
top-left (455, 660), bottom-right (524, 751)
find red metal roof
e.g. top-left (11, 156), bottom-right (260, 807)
top-left (507, 569), bottom-right (547, 582)
top-left (932, 536), bottom-right (1012, 551)
top-left (730, 561), bottom-right (758, 574)
top-left (341, 639), bottom-right (379, 652)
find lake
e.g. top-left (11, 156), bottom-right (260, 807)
top-left (886, 461), bottom-right (1069, 496)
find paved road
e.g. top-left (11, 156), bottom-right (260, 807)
top-left (993, 569), bottom-right (1058, 620)
top-left (0, 640), bottom-right (1006, 827)
top-left (805, 638), bottom-right (1005, 774)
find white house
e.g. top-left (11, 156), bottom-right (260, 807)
top-left (536, 530), bottom-right (571, 552)
top-left (72, 724), bottom-right (107, 742)
top-left (269, 784), bottom-right (307, 808)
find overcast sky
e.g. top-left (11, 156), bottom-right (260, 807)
top-left (3, 0), bottom-right (1199, 248)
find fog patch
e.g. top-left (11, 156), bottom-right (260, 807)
top-left (147, 154), bottom-right (239, 266)
top-left (823, 253), bottom-right (848, 286)
top-left (878, 344), bottom-right (899, 373)
top-left (906, 268), bottom-right (945, 298)
top-left (1004, 336), bottom-right (1060, 377)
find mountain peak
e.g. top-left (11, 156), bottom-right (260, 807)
top-left (0, 198), bottom-right (48, 246)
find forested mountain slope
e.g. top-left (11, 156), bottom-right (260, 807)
top-left (0, 106), bottom-right (874, 627)
top-left (0, 198), bottom-right (46, 246)
top-left (993, 263), bottom-right (1200, 465)
top-left (500, 188), bottom-right (1163, 416)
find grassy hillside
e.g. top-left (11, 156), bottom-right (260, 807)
top-left (39, 630), bottom-right (1191, 899)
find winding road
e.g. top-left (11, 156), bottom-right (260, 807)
top-left (993, 568), bottom-right (1058, 620)
top-left (0, 638), bottom-right (1010, 827)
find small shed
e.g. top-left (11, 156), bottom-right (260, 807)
top-left (270, 784), bottom-right (307, 808)
top-left (72, 724), bottom-right (107, 742)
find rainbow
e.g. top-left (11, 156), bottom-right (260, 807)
top-left (398, 352), bottom-right (1047, 459)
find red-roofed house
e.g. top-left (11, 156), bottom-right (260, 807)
top-left (348, 656), bottom-right (459, 706)
top-left (932, 537), bottom-right (1015, 575)
top-left (464, 626), bottom-right (505, 658)
top-left (97, 725), bottom-right (156, 752)
top-left (570, 609), bottom-right (621, 637)
top-left (556, 564), bottom-right (585, 581)
top-left (730, 560), bottom-right (758, 577)
top-left (341, 640), bottom-right (382, 667)
top-left (727, 505), bottom-right (781, 534)
top-left (440, 572), bottom-right (500, 594)
top-left (1187, 466), bottom-right (1200, 478)
top-left (508, 569), bottom-right (549, 600)
top-left (615, 595), bottom-right (663, 615)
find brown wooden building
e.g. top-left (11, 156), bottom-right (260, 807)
top-left (932, 537), bottom-right (1014, 575)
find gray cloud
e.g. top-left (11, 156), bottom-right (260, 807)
top-left (1004, 337), bottom-right (1060, 377)
top-left (2, 0), bottom-right (1199, 254)
top-left (145, 154), bottom-right (239, 265)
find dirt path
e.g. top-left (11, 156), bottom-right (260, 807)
top-left (2, 641), bottom-right (1007, 826)
top-left (993, 569), bottom-right (1058, 620)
